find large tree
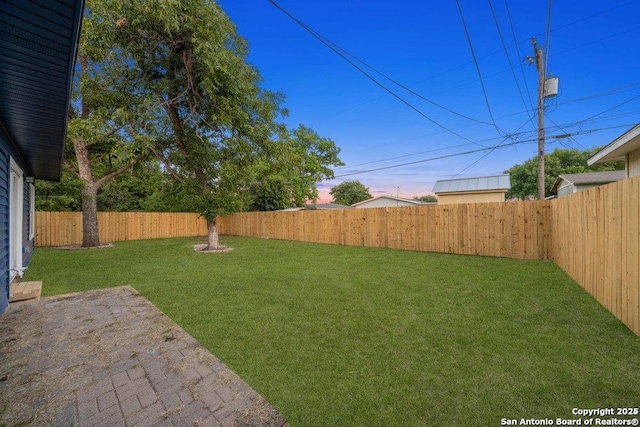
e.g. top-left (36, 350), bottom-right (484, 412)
top-left (330, 181), bottom-right (372, 206)
top-left (505, 147), bottom-right (624, 199)
top-left (66, 5), bottom-right (158, 246)
top-left (99, 0), bottom-right (341, 249)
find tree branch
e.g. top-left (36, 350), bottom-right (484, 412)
top-left (63, 159), bottom-right (80, 177)
top-left (95, 162), bottom-right (135, 188)
top-left (150, 146), bottom-right (183, 181)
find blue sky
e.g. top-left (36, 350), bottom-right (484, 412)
top-left (217, 0), bottom-right (640, 202)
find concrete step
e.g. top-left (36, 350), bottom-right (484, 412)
top-left (9, 281), bottom-right (42, 306)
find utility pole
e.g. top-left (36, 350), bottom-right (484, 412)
top-left (532, 37), bottom-right (546, 200)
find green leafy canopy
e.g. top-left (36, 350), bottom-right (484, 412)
top-left (505, 147), bottom-right (624, 199)
top-left (330, 181), bottom-right (372, 206)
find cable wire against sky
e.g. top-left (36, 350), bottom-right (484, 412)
top-left (488, 0), bottom-right (535, 126)
top-left (504, 0), bottom-right (536, 114)
top-left (451, 116), bottom-right (537, 177)
top-left (455, 0), bottom-right (505, 136)
top-left (267, 0), bottom-right (489, 146)
top-left (332, 123), bottom-right (636, 179)
top-left (544, 0), bottom-right (553, 76)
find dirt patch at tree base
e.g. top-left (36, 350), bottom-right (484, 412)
top-left (193, 244), bottom-right (233, 253)
top-left (55, 243), bottom-right (115, 250)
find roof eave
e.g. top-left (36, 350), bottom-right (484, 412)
top-left (587, 123), bottom-right (640, 166)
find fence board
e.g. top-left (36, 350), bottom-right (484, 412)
top-left (550, 175), bottom-right (640, 336)
top-left (219, 201), bottom-right (551, 261)
top-left (35, 212), bottom-right (207, 247)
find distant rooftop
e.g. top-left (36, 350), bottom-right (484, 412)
top-left (551, 170), bottom-right (626, 193)
top-left (304, 203), bottom-right (353, 210)
top-left (432, 174), bottom-right (511, 194)
top-left (351, 196), bottom-right (424, 207)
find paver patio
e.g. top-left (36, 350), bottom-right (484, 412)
top-left (0, 286), bottom-right (288, 427)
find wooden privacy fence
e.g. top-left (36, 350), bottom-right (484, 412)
top-left (35, 177), bottom-right (640, 335)
top-left (551, 175), bottom-right (640, 336)
top-left (35, 212), bottom-right (207, 247)
top-left (218, 201), bottom-right (552, 260)
top-left (218, 179), bottom-right (639, 336)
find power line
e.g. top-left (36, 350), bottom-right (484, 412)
top-left (504, 0), bottom-right (536, 115)
top-left (322, 0), bottom-right (639, 129)
top-left (555, 81), bottom-right (640, 105)
top-left (550, 0), bottom-right (639, 33)
top-left (331, 123), bottom-right (636, 179)
top-left (334, 103), bottom-right (640, 173)
top-left (544, 115), bottom-right (586, 149)
top-left (455, 0), bottom-right (504, 136)
top-left (451, 115), bottom-right (536, 177)
top-left (544, 0), bottom-right (553, 76)
top-left (581, 92), bottom-right (640, 123)
top-left (551, 25), bottom-right (640, 58)
top-left (267, 0), bottom-right (487, 146)
top-left (488, 0), bottom-right (534, 125)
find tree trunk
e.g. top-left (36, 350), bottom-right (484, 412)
top-left (72, 136), bottom-right (101, 247)
top-left (71, 134), bottom-right (134, 247)
top-left (206, 217), bottom-right (220, 250)
top-left (81, 182), bottom-right (101, 247)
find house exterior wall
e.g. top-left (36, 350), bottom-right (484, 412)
top-left (628, 148), bottom-right (640, 177)
top-left (354, 198), bottom-right (419, 208)
top-left (0, 135), bottom-right (10, 312)
top-left (0, 130), bottom-right (34, 313)
top-left (437, 191), bottom-right (506, 205)
top-left (556, 181), bottom-right (574, 197)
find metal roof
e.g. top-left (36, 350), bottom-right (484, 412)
top-left (432, 174), bottom-right (511, 194)
top-left (0, 0), bottom-right (84, 181)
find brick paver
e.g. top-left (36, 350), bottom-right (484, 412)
top-left (0, 286), bottom-right (287, 427)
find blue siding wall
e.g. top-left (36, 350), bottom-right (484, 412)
top-left (0, 136), bottom-right (10, 312)
top-left (0, 130), bottom-right (33, 313)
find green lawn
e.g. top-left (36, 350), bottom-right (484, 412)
top-left (26, 236), bottom-right (640, 426)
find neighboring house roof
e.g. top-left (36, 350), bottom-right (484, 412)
top-left (551, 170), bottom-right (626, 193)
top-left (351, 196), bottom-right (423, 207)
top-left (305, 203), bottom-right (353, 210)
top-left (0, 0), bottom-right (84, 181)
top-left (587, 124), bottom-right (640, 166)
top-left (432, 174), bottom-right (511, 194)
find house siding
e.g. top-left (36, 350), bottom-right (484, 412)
top-left (0, 129), bottom-right (33, 313)
top-left (629, 148), bottom-right (640, 177)
top-left (437, 191), bottom-right (507, 205)
top-left (556, 181), bottom-right (574, 197)
top-left (354, 198), bottom-right (420, 208)
top-left (0, 135), bottom-right (11, 311)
